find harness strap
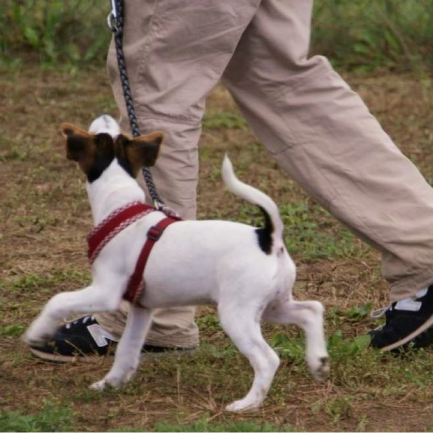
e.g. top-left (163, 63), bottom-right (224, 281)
top-left (123, 216), bottom-right (180, 305)
top-left (88, 202), bottom-right (154, 264)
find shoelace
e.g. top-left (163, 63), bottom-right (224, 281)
top-left (370, 305), bottom-right (392, 320)
top-left (370, 288), bottom-right (429, 321)
top-left (65, 315), bottom-right (94, 330)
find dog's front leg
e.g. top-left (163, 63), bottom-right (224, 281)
top-left (91, 305), bottom-right (153, 390)
top-left (24, 284), bottom-right (121, 347)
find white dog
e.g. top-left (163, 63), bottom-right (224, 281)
top-left (24, 114), bottom-right (329, 412)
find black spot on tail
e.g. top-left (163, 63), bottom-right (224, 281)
top-left (255, 206), bottom-right (273, 255)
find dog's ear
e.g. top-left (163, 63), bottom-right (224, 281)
top-left (120, 132), bottom-right (164, 176)
top-left (61, 123), bottom-right (96, 173)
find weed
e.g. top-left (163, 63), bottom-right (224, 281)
top-left (196, 313), bottom-right (221, 332)
top-left (328, 303), bottom-right (372, 326)
top-left (0, 402), bottom-right (74, 432)
top-left (327, 330), bottom-right (371, 362)
top-left (0, 324), bottom-right (26, 337)
top-left (270, 333), bottom-right (305, 365)
top-left (324, 396), bottom-right (353, 422)
top-left (343, 303), bottom-right (372, 321)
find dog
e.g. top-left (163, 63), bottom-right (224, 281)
top-left (24, 114), bottom-right (329, 412)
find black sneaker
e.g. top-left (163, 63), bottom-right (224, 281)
top-left (29, 315), bottom-right (195, 362)
top-left (369, 286), bottom-right (433, 351)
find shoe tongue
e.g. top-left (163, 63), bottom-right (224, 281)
top-left (394, 297), bottom-right (422, 312)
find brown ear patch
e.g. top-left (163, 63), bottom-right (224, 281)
top-left (60, 122), bottom-right (97, 175)
top-left (61, 123), bottom-right (92, 139)
top-left (119, 132), bottom-right (164, 177)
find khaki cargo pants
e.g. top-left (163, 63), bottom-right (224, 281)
top-left (96, 0), bottom-right (433, 346)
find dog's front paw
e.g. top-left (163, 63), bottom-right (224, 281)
top-left (90, 375), bottom-right (125, 391)
top-left (22, 328), bottom-right (50, 348)
top-left (23, 316), bottom-right (56, 347)
top-left (90, 379), bottom-right (108, 391)
top-left (310, 356), bottom-right (330, 382)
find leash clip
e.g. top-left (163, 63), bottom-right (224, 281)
top-left (107, 0), bottom-right (118, 32)
top-left (153, 199), bottom-right (164, 211)
top-left (153, 200), bottom-right (181, 219)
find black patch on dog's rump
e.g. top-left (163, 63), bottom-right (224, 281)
top-left (255, 207), bottom-right (273, 255)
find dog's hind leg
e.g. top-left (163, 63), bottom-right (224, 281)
top-left (218, 303), bottom-right (280, 412)
top-left (263, 300), bottom-right (330, 381)
top-left (24, 283), bottom-right (122, 347)
top-left (91, 306), bottom-right (153, 390)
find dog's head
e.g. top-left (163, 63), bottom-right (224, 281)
top-left (60, 115), bottom-right (163, 182)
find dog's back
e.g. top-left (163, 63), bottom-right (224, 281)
top-left (138, 218), bottom-right (295, 309)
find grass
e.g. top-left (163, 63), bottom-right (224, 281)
top-left (2, 3), bottom-right (433, 430)
top-left (0, 404), bottom-right (302, 433)
top-left (150, 417), bottom-right (296, 432)
top-left (1, 64), bottom-right (433, 430)
top-left (0, 403), bottom-right (74, 432)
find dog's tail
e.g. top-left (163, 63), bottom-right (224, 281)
top-left (221, 155), bottom-right (284, 254)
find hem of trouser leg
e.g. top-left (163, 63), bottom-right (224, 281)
top-left (93, 313), bottom-right (200, 349)
top-left (94, 322), bottom-right (200, 348)
top-left (144, 335), bottom-right (200, 349)
top-left (389, 267), bottom-right (433, 302)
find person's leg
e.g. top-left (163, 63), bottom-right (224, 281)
top-left (223, 0), bottom-right (433, 349)
top-left (97, 303), bottom-right (199, 349)
top-left (97, 0), bottom-right (265, 350)
top-left (30, 0), bottom-right (263, 361)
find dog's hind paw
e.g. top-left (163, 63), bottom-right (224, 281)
top-left (311, 356), bottom-right (330, 382)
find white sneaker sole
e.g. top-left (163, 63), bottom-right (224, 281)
top-left (30, 348), bottom-right (106, 363)
top-left (29, 347), bottom-right (196, 363)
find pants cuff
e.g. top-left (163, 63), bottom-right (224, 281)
top-left (389, 267), bottom-right (433, 302)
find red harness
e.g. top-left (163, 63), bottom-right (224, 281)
top-left (87, 202), bottom-right (181, 305)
